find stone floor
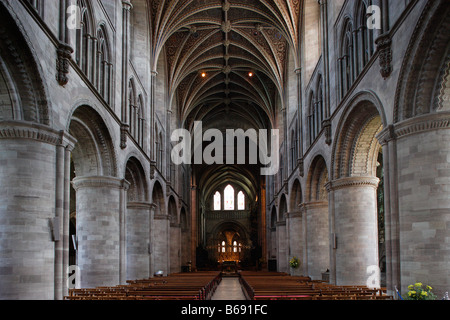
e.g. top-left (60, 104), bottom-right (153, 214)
top-left (211, 276), bottom-right (247, 300)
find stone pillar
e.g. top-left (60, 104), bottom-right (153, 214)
top-left (190, 182), bottom-right (197, 269)
top-left (276, 221), bottom-right (287, 273)
top-left (152, 212), bottom-right (170, 276)
top-left (326, 177), bottom-right (380, 286)
top-left (287, 211), bottom-right (303, 276)
top-left (170, 222), bottom-right (181, 274)
top-left (126, 202), bottom-right (152, 281)
top-left (0, 122), bottom-right (72, 300)
top-left (393, 114), bottom-right (450, 297)
top-left (71, 176), bottom-right (129, 288)
top-left (303, 201), bottom-right (329, 280)
top-left (376, 124), bottom-right (400, 296)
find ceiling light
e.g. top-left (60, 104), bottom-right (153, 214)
top-left (201, 72), bottom-right (207, 78)
top-left (248, 72), bottom-right (254, 77)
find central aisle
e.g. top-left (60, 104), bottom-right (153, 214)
top-left (211, 276), bottom-right (247, 300)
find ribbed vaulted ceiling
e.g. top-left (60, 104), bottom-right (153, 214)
top-left (149, 0), bottom-right (300, 203)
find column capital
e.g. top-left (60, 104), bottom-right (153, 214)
top-left (127, 201), bottom-right (154, 209)
top-left (122, 1), bottom-right (133, 10)
top-left (394, 112), bottom-right (450, 140)
top-left (286, 211), bottom-right (302, 219)
top-left (72, 176), bottom-right (130, 191)
top-left (0, 121), bottom-right (77, 147)
top-left (325, 176), bottom-right (380, 192)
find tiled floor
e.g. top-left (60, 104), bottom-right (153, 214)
top-left (211, 277), bottom-right (247, 300)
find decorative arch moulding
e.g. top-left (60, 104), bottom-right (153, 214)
top-left (0, 121), bottom-right (77, 149)
top-left (376, 112), bottom-right (450, 145)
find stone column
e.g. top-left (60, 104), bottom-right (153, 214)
top-left (376, 124), bottom-right (399, 296)
top-left (326, 177), bottom-right (380, 286)
top-left (276, 221), bottom-right (287, 273)
top-left (190, 181), bottom-right (198, 269)
top-left (287, 211), bottom-right (303, 276)
top-left (126, 202), bottom-right (152, 281)
top-left (170, 221), bottom-right (181, 274)
top-left (0, 122), bottom-right (72, 300)
top-left (71, 176), bottom-right (129, 288)
top-left (55, 132), bottom-right (76, 300)
top-left (152, 212), bottom-right (170, 276)
top-left (303, 201), bottom-right (329, 280)
top-left (392, 114), bottom-right (450, 297)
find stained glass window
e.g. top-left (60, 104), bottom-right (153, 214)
top-left (224, 185), bottom-right (234, 210)
top-left (238, 191), bottom-right (245, 210)
top-left (214, 191), bottom-right (221, 211)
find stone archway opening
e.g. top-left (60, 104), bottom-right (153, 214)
top-left (330, 99), bottom-right (385, 287)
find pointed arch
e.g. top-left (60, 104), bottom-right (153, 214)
top-left (224, 184), bottom-right (235, 211)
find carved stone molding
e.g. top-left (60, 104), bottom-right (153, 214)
top-left (297, 158), bottom-right (304, 177)
top-left (322, 119), bottom-right (332, 145)
top-left (302, 201), bottom-right (328, 209)
top-left (325, 176), bottom-right (380, 192)
top-left (276, 220), bottom-right (286, 227)
top-left (56, 41), bottom-right (74, 86)
top-left (150, 160), bottom-right (157, 179)
top-left (375, 33), bottom-right (392, 79)
top-left (154, 213), bottom-right (170, 220)
top-left (127, 201), bottom-right (154, 209)
top-left (376, 124), bottom-right (396, 146)
top-left (120, 123), bottom-right (130, 149)
top-left (286, 211), bottom-right (302, 219)
top-left (72, 176), bottom-right (130, 191)
top-left (0, 121), bottom-right (75, 148)
top-left (393, 113), bottom-right (450, 140)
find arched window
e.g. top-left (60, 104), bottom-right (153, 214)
top-left (96, 26), bottom-right (112, 104)
top-left (128, 79), bottom-right (136, 135)
top-left (357, 0), bottom-right (375, 69)
top-left (238, 191), bottom-right (245, 210)
top-left (290, 127), bottom-right (298, 170)
top-left (339, 19), bottom-right (356, 99)
top-left (214, 191), bottom-right (221, 211)
top-left (137, 95), bottom-right (144, 147)
top-left (233, 241), bottom-right (238, 253)
top-left (75, 0), bottom-right (93, 77)
top-left (221, 241), bottom-right (226, 253)
top-left (224, 185), bottom-right (234, 210)
top-left (308, 91), bottom-right (314, 145)
top-left (315, 75), bottom-right (324, 138)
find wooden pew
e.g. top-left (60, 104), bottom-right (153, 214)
top-left (65, 271), bottom-right (222, 301)
top-left (239, 272), bottom-right (393, 301)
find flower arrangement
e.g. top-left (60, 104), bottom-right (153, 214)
top-left (289, 256), bottom-right (300, 269)
top-left (404, 282), bottom-right (436, 300)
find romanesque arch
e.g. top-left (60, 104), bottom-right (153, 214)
top-left (329, 92), bottom-right (385, 286)
top-left (0, 2), bottom-right (50, 125)
top-left (304, 155), bottom-right (329, 280)
top-left (69, 104), bottom-right (125, 289)
top-left (125, 156), bottom-right (150, 280)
